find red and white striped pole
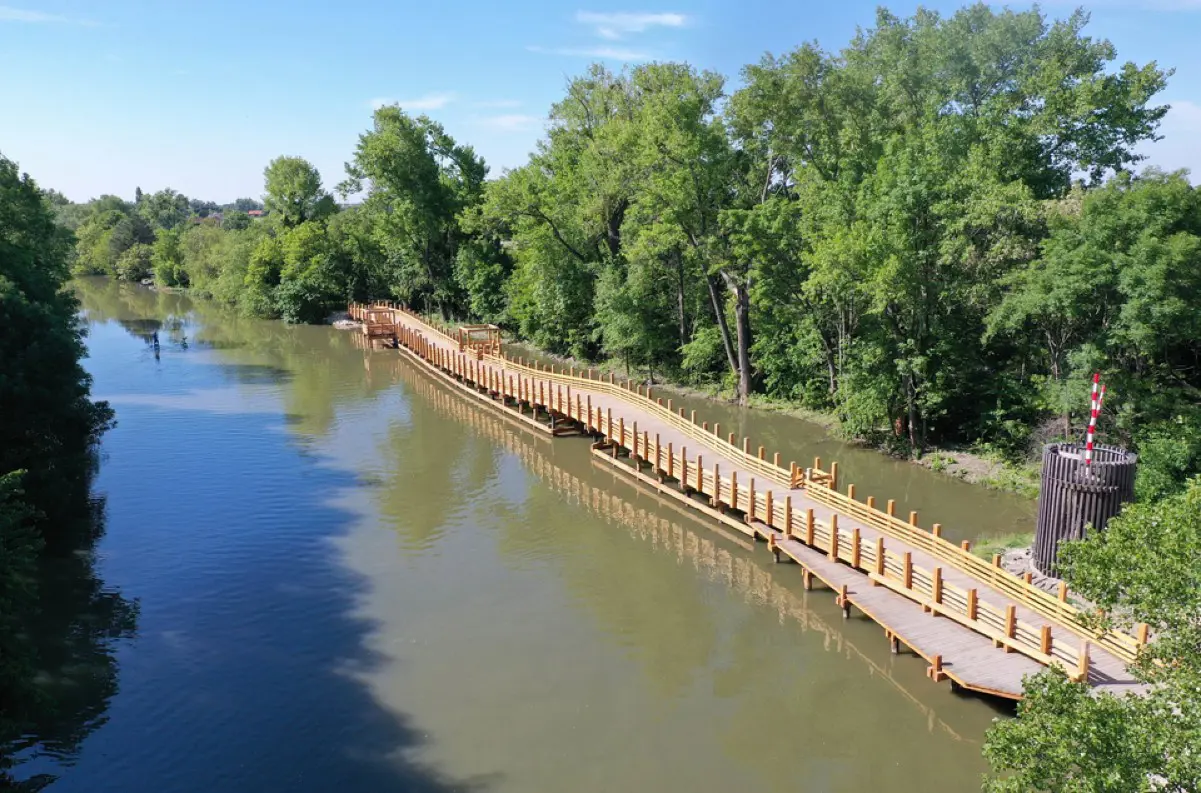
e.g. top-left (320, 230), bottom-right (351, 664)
top-left (1084, 373), bottom-right (1105, 466)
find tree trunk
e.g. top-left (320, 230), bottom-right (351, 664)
top-left (676, 251), bottom-right (688, 350)
top-left (706, 274), bottom-right (739, 378)
top-left (732, 282), bottom-right (752, 406)
top-left (906, 374), bottom-right (922, 457)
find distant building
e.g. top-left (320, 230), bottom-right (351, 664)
top-left (247, 209), bottom-right (266, 217)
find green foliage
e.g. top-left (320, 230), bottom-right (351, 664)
top-left (139, 188), bottom-right (191, 231)
top-left (114, 242), bottom-right (153, 281)
top-left (985, 481), bottom-right (1201, 791)
top-left (341, 105), bottom-right (486, 316)
top-left (152, 228), bottom-right (187, 286)
top-left (263, 156), bottom-right (333, 228)
top-left (222, 210), bottom-right (251, 231)
top-left (0, 153), bottom-right (115, 781)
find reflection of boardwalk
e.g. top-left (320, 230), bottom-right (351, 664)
top-left (397, 359), bottom-right (982, 742)
top-left (350, 304), bottom-right (1145, 700)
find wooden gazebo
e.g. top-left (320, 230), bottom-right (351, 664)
top-left (456, 324), bottom-right (501, 355)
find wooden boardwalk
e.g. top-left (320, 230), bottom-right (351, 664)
top-left (349, 303), bottom-right (1148, 701)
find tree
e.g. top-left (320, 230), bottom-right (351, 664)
top-left (341, 106), bottom-right (486, 317)
top-left (114, 242), bottom-right (153, 281)
top-left (230, 197), bottom-right (262, 212)
top-left (263, 156), bottom-right (333, 228)
top-left (222, 210), bottom-right (252, 231)
top-left (139, 188), bottom-right (191, 231)
top-left (984, 480), bottom-right (1201, 792)
top-left (151, 228), bottom-right (187, 286)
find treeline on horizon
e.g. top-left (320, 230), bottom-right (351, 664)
top-left (59, 4), bottom-right (1201, 502)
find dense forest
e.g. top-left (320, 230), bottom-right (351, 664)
top-left (60, 6), bottom-right (1200, 504)
top-left (6, 3), bottom-right (1201, 789)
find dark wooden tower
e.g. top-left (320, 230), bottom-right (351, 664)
top-left (1033, 443), bottom-right (1136, 576)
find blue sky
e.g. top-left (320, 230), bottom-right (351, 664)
top-left (2, 0), bottom-right (1199, 203)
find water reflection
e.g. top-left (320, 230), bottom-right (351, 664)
top-left (391, 360), bottom-right (1004, 743)
top-left (2, 494), bottom-right (139, 790)
top-left (55, 277), bottom-right (1003, 793)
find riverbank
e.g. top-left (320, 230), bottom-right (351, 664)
top-left (502, 339), bottom-right (1042, 501)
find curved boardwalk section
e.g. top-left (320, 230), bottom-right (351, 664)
top-left (350, 303), bottom-right (1147, 701)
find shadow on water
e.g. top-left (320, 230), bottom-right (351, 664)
top-left (1, 493), bottom-right (138, 793)
top-left (14, 278), bottom-right (502, 792)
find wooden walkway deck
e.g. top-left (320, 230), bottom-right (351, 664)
top-left (349, 303), bottom-right (1148, 701)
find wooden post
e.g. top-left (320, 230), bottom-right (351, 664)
top-left (932, 567), bottom-right (942, 605)
top-left (747, 478), bottom-right (755, 521)
top-left (847, 484), bottom-right (856, 501)
top-left (967, 589), bottom-right (978, 621)
top-left (742, 437), bottom-right (749, 454)
top-left (619, 417), bottom-right (625, 449)
top-left (830, 461), bottom-right (839, 490)
top-left (1004, 605), bottom-right (1017, 652)
top-left (714, 422), bottom-right (720, 439)
top-left (773, 452), bottom-right (780, 469)
top-left (874, 537), bottom-right (885, 583)
top-left (805, 509), bottom-right (815, 546)
top-left (667, 443), bottom-right (674, 479)
top-left (765, 489), bottom-right (773, 526)
top-left (1040, 625), bottom-right (1053, 655)
top-left (1077, 641), bottom-right (1090, 682)
top-left (730, 471), bottom-right (738, 511)
top-left (606, 408), bottom-right (612, 437)
top-left (1058, 582), bottom-right (1069, 603)
top-left (1137, 623), bottom-right (1150, 646)
top-left (713, 463), bottom-right (721, 506)
top-left (838, 584), bottom-right (850, 619)
top-left (690, 410), bottom-right (696, 424)
top-left (909, 511), bottom-right (919, 527)
top-left (703, 422), bottom-right (709, 432)
top-left (631, 422), bottom-right (639, 459)
top-left (728, 432), bottom-right (736, 446)
top-left (784, 496), bottom-right (793, 537)
top-left (681, 451), bottom-right (688, 490)
top-left (802, 569), bottom-right (813, 591)
top-left (928, 655), bottom-right (946, 682)
top-left (851, 528), bottom-right (861, 568)
top-left (696, 455), bottom-right (703, 493)
top-left (586, 395), bottom-right (592, 429)
top-left (992, 554), bottom-right (1002, 568)
top-left (814, 456), bottom-right (822, 473)
top-left (758, 445), bottom-right (765, 460)
top-left (867, 496), bottom-right (876, 510)
top-left (961, 540), bottom-right (971, 553)
top-left (644, 431), bottom-right (650, 470)
top-left (828, 515), bottom-right (840, 561)
top-left (903, 552), bottom-right (913, 590)
top-left (887, 499), bottom-right (896, 517)
top-left (932, 523), bottom-right (942, 538)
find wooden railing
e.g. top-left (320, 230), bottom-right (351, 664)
top-left (355, 302), bottom-right (1148, 668)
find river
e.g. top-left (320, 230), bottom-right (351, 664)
top-left (16, 277), bottom-right (1024, 792)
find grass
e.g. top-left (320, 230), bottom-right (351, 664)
top-left (971, 531), bottom-right (1035, 561)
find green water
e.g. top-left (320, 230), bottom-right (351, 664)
top-left (15, 277), bottom-right (1011, 792)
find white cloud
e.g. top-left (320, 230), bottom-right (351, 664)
top-left (575, 11), bottom-right (686, 39)
top-left (0, 5), bottom-right (97, 25)
top-left (474, 99), bottom-right (523, 109)
top-left (477, 114), bottom-right (542, 132)
top-left (368, 93), bottom-right (455, 111)
top-left (526, 44), bottom-right (651, 61)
